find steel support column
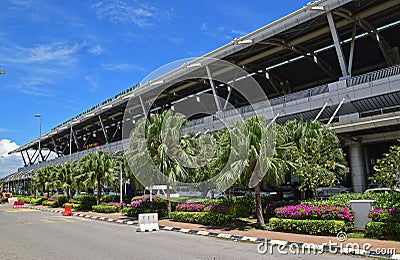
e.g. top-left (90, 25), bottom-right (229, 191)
top-left (98, 115), bottom-right (108, 144)
top-left (347, 23), bottom-right (357, 75)
top-left (139, 96), bottom-right (148, 119)
top-left (328, 98), bottom-right (345, 124)
top-left (51, 137), bottom-right (61, 157)
top-left (314, 102), bottom-right (328, 121)
top-left (206, 66), bottom-right (222, 112)
top-left (327, 12), bottom-right (349, 78)
top-left (20, 151), bottom-right (27, 166)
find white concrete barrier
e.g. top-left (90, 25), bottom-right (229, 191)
top-left (138, 213), bottom-right (159, 232)
top-left (8, 197), bottom-right (18, 205)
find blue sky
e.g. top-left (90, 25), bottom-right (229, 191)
top-left (0, 0), bottom-right (310, 177)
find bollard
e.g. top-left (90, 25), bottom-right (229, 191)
top-left (63, 204), bottom-right (73, 216)
top-left (138, 213), bottom-right (159, 232)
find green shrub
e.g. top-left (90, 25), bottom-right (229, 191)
top-left (269, 218), bottom-right (353, 236)
top-left (30, 197), bottom-right (47, 205)
top-left (123, 195), bottom-right (167, 217)
top-left (365, 221), bottom-right (400, 241)
top-left (199, 196), bottom-right (254, 218)
top-left (55, 195), bottom-right (68, 207)
top-left (170, 211), bottom-right (235, 226)
top-left (302, 192), bottom-right (400, 210)
top-left (71, 194), bottom-right (97, 210)
top-left (17, 196), bottom-right (33, 204)
top-left (101, 194), bottom-right (120, 203)
top-left (92, 205), bottom-right (120, 213)
top-left (42, 200), bottom-right (57, 207)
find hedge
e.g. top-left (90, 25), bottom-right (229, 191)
top-left (101, 194), bottom-right (120, 203)
top-left (302, 192), bottom-right (400, 209)
top-left (269, 218), bottom-right (353, 236)
top-left (365, 222), bottom-right (400, 241)
top-left (71, 194), bottom-right (97, 210)
top-left (92, 205), bottom-right (120, 213)
top-left (170, 211), bottom-right (235, 226)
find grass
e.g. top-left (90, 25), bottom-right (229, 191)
top-left (231, 217), bottom-right (270, 230)
top-left (346, 231), bottom-right (365, 239)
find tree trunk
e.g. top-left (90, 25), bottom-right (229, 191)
top-left (97, 180), bottom-right (101, 205)
top-left (132, 178), bottom-right (137, 196)
top-left (254, 182), bottom-right (265, 226)
top-left (167, 182), bottom-right (171, 218)
top-left (301, 190), bottom-right (306, 200)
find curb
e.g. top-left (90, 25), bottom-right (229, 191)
top-left (27, 206), bottom-right (399, 259)
top-left (27, 206), bottom-right (137, 226)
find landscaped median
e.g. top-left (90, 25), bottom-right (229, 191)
top-left (16, 192), bottom-right (400, 242)
top-left (269, 204), bottom-right (354, 236)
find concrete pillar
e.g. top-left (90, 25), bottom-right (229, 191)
top-left (349, 142), bottom-right (367, 193)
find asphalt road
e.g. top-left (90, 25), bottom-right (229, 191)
top-left (0, 205), bottom-right (363, 260)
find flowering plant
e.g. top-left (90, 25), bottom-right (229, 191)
top-left (47, 198), bottom-right (55, 201)
top-left (275, 204), bottom-right (354, 222)
top-left (204, 204), bottom-right (229, 213)
top-left (368, 208), bottom-right (400, 222)
top-left (176, 203), bottom-right (205, 212)
top-left (127, 195), bottom-right (161, 208)
top-left (107, 201), bottom-right (127, 207)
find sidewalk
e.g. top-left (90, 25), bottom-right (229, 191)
top-left (27, 204), bottom-right (400, 258)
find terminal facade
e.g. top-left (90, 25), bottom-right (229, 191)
top-left (3, 0), bottom-right (400, 194)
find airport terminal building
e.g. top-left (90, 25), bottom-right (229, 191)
top-left (3, 0), bottom-right (400, 194)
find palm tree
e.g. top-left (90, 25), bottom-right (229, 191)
top-left (55, 161), bottom-right (76, 199)
top-left (149, 111), bottom-right (191, 217)
top-left (33, 166), bottom-right (54, 196)
top-left (239, 116), bottom-right (291, 226)
top-left (78, 151), bottom-right (119, 205)
top-left (284, 119), bottom-right (346, 198)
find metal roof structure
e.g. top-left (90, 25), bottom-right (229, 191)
top-left (7, 0), bottom-right (400, 171)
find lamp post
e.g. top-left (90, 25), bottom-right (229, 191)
top-left (119, 161), bottom-right (123, 204)
top-left (34, 114), bottom-right (42, 163)
top-left (34, 114), bottom-right (42, 199)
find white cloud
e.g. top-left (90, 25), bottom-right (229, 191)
top-left (0, 41), bottom-right (83, 96)
top-left (0, 139), bottom-right (23, 178)
top-left (0, 128), bottom-right (14, 133)
top-left (91, 0), bottom-right (173, 29)
top-left (231, 29), bottom-right (246, 36)
top-left (101, 62), bottom-right (145, 72)
top-left (89, 44), bottom-right (105, 55)
top-left (84, 75), bottom-right (98, 92)
top-left (199, 22), bottom-right (208, 32)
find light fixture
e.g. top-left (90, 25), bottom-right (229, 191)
top-left (149, 80), bottom-right (164, 86)
top-left (235, 38), bottom-right (253, 44)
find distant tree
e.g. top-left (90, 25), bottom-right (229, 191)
top-left (78, 151), bottom-right (119, 205)
top-left (373, 140), bottom-right (400, 189)
top-left (54, 161), bottom-right (76, 199)
top-left (33, 166), bottom-right (54, 196)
